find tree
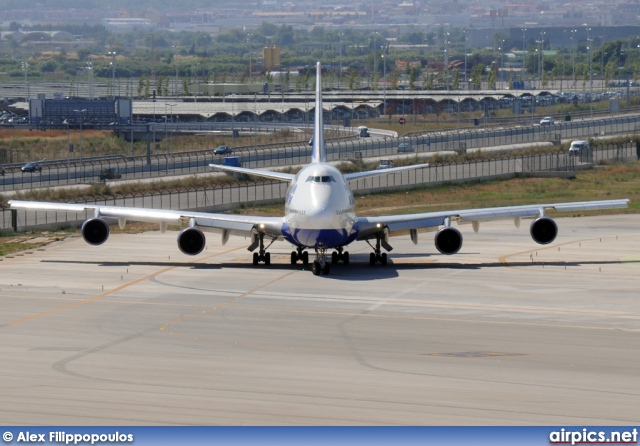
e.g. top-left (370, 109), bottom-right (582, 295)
top-left (470, 64), bottom-right (485, 89)
top-left (452, 69), bottom-right (460, 90)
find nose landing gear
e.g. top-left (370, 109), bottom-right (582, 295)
top-left (312, 248), bottom-right (330, 276)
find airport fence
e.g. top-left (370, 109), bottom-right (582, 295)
top-left (2, 140), bottom-right (637, 232)
top-left (2, 114), bottom-right (640, 193)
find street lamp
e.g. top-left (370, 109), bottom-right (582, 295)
top-left (381, 54), bottom-right (386, 116)
top-left (21, 60), bottom-right (29, 101)
top-left (165, 103), bottom-right (175, 157)
top-left (521, 28), bottom-right (526, 82)
top-left (85, 59), bottom-right (93, 99)
top-left (571, 29), bottom-right (577, 88)
top-left (108, 51), bottom-right (116, 99)
top-left (73, 109), bottom-right (87, 162)
top-left (247, 33), bottom-right (253, 79)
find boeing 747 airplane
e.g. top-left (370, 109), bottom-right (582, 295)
top-left (9, 62), bottom-right (630, 275)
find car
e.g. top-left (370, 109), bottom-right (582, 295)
top-left (397, 142), bottom-right (414, 153)
top-left (0, 164), bottom-right (5, 175)
top-left (214, 145), bottom-right (233, 155)
top-left (569, 140), bottom-right (589, 155)
top-left (99, 167), bottom-right (122, 180)
top-left (21, 162), bottom-right (42, 173)
top-left (376, 160), bottom-right (393, 170)
top-left (539, 116), bottom-right (555, 125)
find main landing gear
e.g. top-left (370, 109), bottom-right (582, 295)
top-left (331, 247), bottom-right (350, 265)
top-left (290, 247), bottom-right (309, 265)
top-left (366, 232), bottom-right (392, 266)
top-left (250, 232), bottom-right (277, 265)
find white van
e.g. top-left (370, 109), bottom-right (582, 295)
top-left (569, 140), bottom-right (589, 155)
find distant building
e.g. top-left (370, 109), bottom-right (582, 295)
top-left (102, 18), bottom-right (153, 32)
top-left (264, 45), bottom-right (281, 72)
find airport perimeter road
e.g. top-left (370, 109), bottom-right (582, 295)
top-left (1, 215), bottom-right (639, 425)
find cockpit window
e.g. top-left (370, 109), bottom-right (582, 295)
top-left (306, 175), bottom-right (335, 183)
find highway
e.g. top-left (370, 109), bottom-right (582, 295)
top-left (1, 113), bottom-right (639, 193)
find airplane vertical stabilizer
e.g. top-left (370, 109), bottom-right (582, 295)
top-left (311, 62), bottom-right (326, 164)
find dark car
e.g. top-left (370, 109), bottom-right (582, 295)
top-left (214, 145), bottom-right (233, 155)
top-left (0, 164), bottom-right (5, 176)
top-left (21, 162), bottom-right (42, 173)
top-left (99, 167), bottom-right (122, 180)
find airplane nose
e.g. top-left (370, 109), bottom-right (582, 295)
top-left (306, 205), bottom-right (335, 227)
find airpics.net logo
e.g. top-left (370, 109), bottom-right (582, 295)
top-left (549, 428), bottom-right (638, 445)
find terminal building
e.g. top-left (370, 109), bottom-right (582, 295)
top-left (28, 97), bottom-right (133, 126)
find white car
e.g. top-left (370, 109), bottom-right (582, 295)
top-left (540, 116), bottom-right (555, 125)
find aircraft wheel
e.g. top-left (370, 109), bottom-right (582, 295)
top-left (312, 260), bottom-right (321, 276)
top-left (290, 251), bottom-right (297, 264)
top-left (331, 251), bottom-right (338, 264)
top-left (264, 252), bottom-right (271, 265)
top-left (381, 252), bottom-right (388, 265)
top-left (302, 251), bottom-right (309, 265)
top-left (369, 252), bottom-right (376, 265)
top-left (322, 263), bottom-right (331, 275)
top-left (343, 252), bottom-right (350, 265)
top-left (253, 252), bottom-right (259, 265)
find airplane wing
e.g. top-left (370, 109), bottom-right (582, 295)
top-left (355, 199), bottom-right (631, 240)
top-left (8, 200), bottom-right (285, 239)
top-left (343, 163), bottom-right (430, 180)
top-left (210, 164), bottom-right (296, 182)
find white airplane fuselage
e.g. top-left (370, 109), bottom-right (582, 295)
top-left (282, 163), bottom-right (358, 249)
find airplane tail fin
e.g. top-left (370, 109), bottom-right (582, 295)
top-left (311, 62), bottom-right (326, 164)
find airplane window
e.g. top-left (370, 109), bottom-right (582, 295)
top-left (321, 176), bottom-right (335, 182)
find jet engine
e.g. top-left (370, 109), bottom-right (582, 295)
top-left (177, 227), bottom-right (206, 255)
top-left (434, 227), bottom-right (463, 255)
top-left (81, 218), bottom-right (110, 246)
top-left (530, 217), bottom-right (558, 245)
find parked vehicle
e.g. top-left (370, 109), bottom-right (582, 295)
top-left (397, 142), bottom-right (414, 153)
top-left (214, 145), bottom-right (233, 155)
top-left (358, 126), bottom-right (370, 137)
top-left (539, 116), bottom-right (555, 125)
top-left (99, 168), bottom-right (122, 180)
top-left (376, 160), bottom-right (393, 170)
top-left (21, 162), bottom-right (42, 173)
top-left (569, 140), bottom-right (589, 155)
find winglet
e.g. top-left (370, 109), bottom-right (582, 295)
top-left (311, 61), bottom-right (326, 164)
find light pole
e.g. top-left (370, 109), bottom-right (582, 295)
top-left (587, 27), bottom-right (593, 119)
top-left (247, 33), bottom-right (253, 79)
top-left (108, 51), bottom-right (116, 99)
top-left (540, 31), bottom-right (546, 87)
top-left (339, 33), bottom-right (343, 89)
top-left (381, 54), bottom-right (386, 116)
top-left (464, 29), bottom-right (468, 88)
top-left (444, 32), bottom-right (450, 91)
top-left (571, 29), bottom-right (577, 88)
top-left (521, 28), bottom-right (526, 82)
top-left (73, 109), bottom-right (87, 163)
top-left (86, 59), bottom-right (93, 99)
top-left (165, 103), bottom-right (175, 156)
top-left (21, 60), bottom-right (29, 101)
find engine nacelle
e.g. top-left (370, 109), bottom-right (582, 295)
top-left (81, 218), bottom-right (110, 246)
top-left (530, 216), bottom-right (558, 245)
top-left (435, 227), bottom-right (463, 255)
top-left (177, 227), bottom-right (206, 255)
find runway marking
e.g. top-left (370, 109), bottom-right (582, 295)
top-left (423, 351), bottom-right (528, 358)
top-left (160, 270), bottom-right (298, 337)
top-left (7, 247), bottom-right (243, 326)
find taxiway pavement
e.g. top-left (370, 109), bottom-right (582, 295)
top-left (1, 215), bottom-right (639, 425)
